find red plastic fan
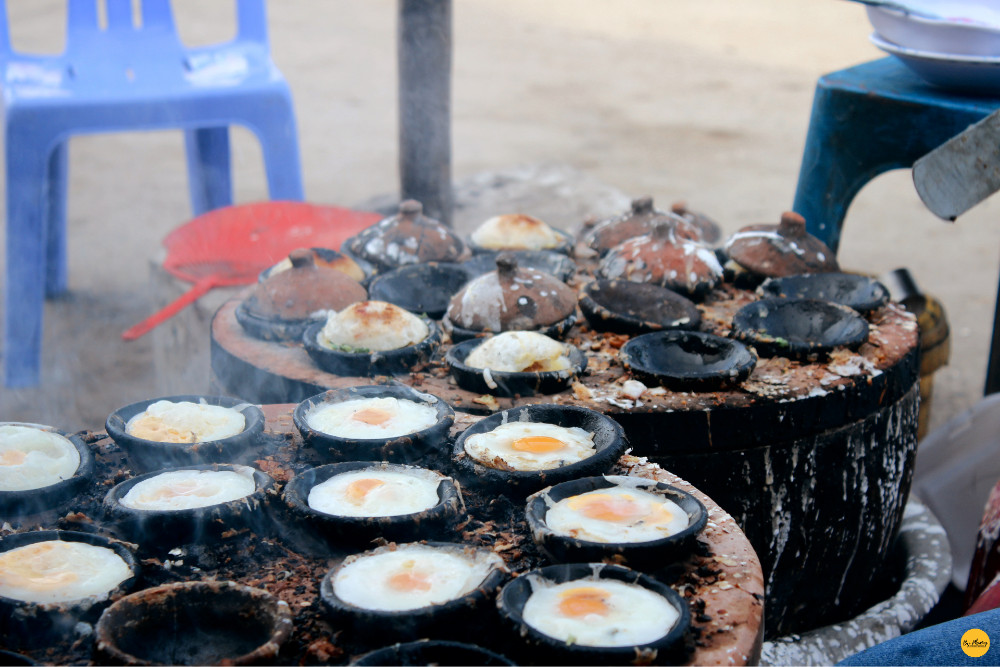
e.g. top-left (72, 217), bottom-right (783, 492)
top-left (121, 201), bottom-right (382, 340)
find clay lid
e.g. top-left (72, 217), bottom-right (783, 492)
top-left (724, 212), bottom-right (839, 278)
top-left (583, 196), bottom-right (701, 255)
top-left (242, 248), bottom-right (367, 321)
top-left (260, 247), bottom-right (370, 283)
top-left (445, 254), bottom-right (576, 333)
top-left (670, 201), bottom-right (723, 246)
top-left (346, 200), bottom-right (469, 271)
top-left (596, 221), bottom-right (724, 299)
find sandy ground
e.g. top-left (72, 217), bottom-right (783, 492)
top-left (2, 0), bottom-right (998, 446)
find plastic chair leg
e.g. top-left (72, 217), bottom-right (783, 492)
top-left (4, 132), bottom-right (51, 387)
top-left (45, 141), bottom-right (69, 297)
top-left (242, 93), bottom-right (305, 202)
top-left (184, 126), bottom-right (233, 216)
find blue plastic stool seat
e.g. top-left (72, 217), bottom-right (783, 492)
top-left (792, 57), bottom-right (1000, 393)
top-left (2, 0), bottom-right (304, 387)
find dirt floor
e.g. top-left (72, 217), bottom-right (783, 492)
top-left (2, 0), bottom-right (998, 444)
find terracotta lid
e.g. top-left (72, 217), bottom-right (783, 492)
top-left (724, 212), bottom-right (839, 278)
top-left (596, 221), bottom-right (724, 299)
top-left (445, 254), bottom-right (576, 333)
top-left (670, 201), bottom-right (723, 246)
top-left (583, 196), bottom-right (701, 255)
top-left (242, 248), bottom-right (367, 321)
top-left (346, 200), bottom-right (469, 271)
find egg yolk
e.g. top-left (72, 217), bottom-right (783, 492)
top-left (568, 493), bottom-right (675, 525)
top-left (146, 479), bottom-right (218, 501)
top-left (351, 408), bottom-right (393, 426)
top-left (510, 436), bottom-right (566, 454)
top-left (0, 543), bottom-right (79, 591)
top-left (0, 450), bottom-right (26, 466)
top-left (558, 587), bottom-right (610, 617)
top-left (344, 478), bottom-right (385, 504)
top-left (387, 562), bottom-right (432, 592)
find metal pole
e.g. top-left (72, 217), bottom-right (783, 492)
top-left (398, 0), bottom-right (453, 226)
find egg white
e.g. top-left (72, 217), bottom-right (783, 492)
top-left (333, 544), bottom-right (504, 611)
top-left (464, 331), bottom-right (571, 373)
top-left (464, 421), bottom-right (596, 471)
top-left (0, 540), bottom-right (132, 604)
top-left (470, 214), bottom-right (564, 250)
top-left (307, 467), bottom-right (443, 517)
top-left (522, 578), bottom-right (679, 647)
top-left (119, 468), bottom-right (257, 511)
top-left (125, 400), bottom-right (245, 444)
top-left (318, 300), bottom-right (429, 352)
top-left (0, 424), bottom-right (81, 492)
top-left (306, 397), bottom-right (439, 439)
top-left (545, 484), bottom-right (689, 543)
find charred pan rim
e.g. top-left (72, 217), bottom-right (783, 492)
top-left (466, 227), bottom-right (575, 257)
top-left (444, 338), bottom-right (587, 398)
top-left (525, 476), bottom-right (708, 569)
top-left (94, 580), bottom-right (293, 666)
top-left (443, 312), bottom-right (578, 344)
top-left (234, 300), bottom-right (326, 343)
top-left (352, 640), bottom-right (516, 666)
top-left (450, 404), bottom-right (627, 498)
top-left (281, 461), bottom-right (466, 543)
top-left (758, 273), bottom-right (890, 314)
top-left (318, 542), bottom-right (508, 641)
top-left (730, 297), bottom-right (870, 360)
top-left (461, 249), bottom-right (576, 282)
top-left (620, 330), bottom-right (757, 391)
top-left (496, 562), bottom-right (690, 664)
top-left (0, 423), bottom-right (95, 516)
top-left (302, 318), bottom-right (441, 377)
top-left (0, 530), bottom-right (139, 650)
top-left (102, 463), bottom-right (275, 548)
top-left (292, 385), bottom-right (455, 464)
top-left (578, 279), bottom-right (702, 336)
top-left (105, 394), bottom-right (266, 475)
top-left (366, 263), bottom-right (474, 320)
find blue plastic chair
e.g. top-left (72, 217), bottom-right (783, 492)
top-left (791, 56), bottom-right (1000, 392)
top-left (2, 0), bottom-right (304, 387)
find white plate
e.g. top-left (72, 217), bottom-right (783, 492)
top-left (870, 32), bottom-right (1000, 93)
top-left (866, 4), bottom-right (1000, 56)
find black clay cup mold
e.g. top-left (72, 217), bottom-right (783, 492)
top-left (0, 530), bottom-right (139, 651)
top-left (621, 331), bottom-right (757, 391)
top-left (525, 476), bottom-right (708, 570)
top-left (352, 640), bottom-right (516, 666)
top-left (319, 542), bottom-right (508, 643)
top-left (105, 394), bottom-right (265, 474)
top-left (302, 318), bottom-right (440, 377)
top-left (496, 562), bottom-right (690, 666)
top-left (579, 279), bottom-right (701, 336)
top-left (731, 297), bottom-right (870, 359)
top-left (462, 250), bottom-right (576, 283)
top-left (758, 272), bottom-right (890, 314)
top-left (94, 580), bottom-right (293, 666)
top-left (102, 463), bottom-right (276, 550)
top-left (0, 422), bottom-right (95, 518)
top-left (367, 262), bottom-right (472, 320)
top-left (445, 338), bottom-right (587, 398)
top-left (293, 385), bottom-right (455, 464)
top-left (451, 404), bottom-right (628, 498)
top-left (281, 461), bottom-right (466, 545)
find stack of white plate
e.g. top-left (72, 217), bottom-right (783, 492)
top-left (862, 0), bottom-right (1000, 92)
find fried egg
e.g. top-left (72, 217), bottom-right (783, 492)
top-left (464, 331), bottom-right (572, 373)
top-left (522, 578), bottom-right (679, 647)
top-left (307, 467), bottom-right (443, 517)
top-left (0, 425), bottom-right (81, 492)
top-left (332, 543), bottom-right (504, 611)
top-left (470, 213), bottom-right (564, 250)
top-left (545, 483), bottom-right (689, 543)
top-left (0, 540), bottom-right (132, 604)
top-left (464, 421), bottom-right (596, 471)
top-left (125, 400), bottom-right (245, 444)
top-left (306, 396), bottom-right (439, 439)
top-left (318, 301), bottom-right (429, 352)
top-left (119, 468), bottom-right (257, 511)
